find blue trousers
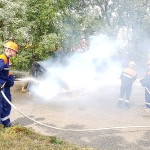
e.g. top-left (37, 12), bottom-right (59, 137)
top-left (145, 87), bottom-right (150, 108)
top-left (119, 83), bottom-right (132, 101)
top-left (0, 87), bottom-right (11, 127)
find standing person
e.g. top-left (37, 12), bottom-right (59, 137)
top-left (140, 60), bottom-right (150, 112)
top-left (117, 61), bottom-right (137, 108)
top-left (0, 40), bottom-right (18, 127)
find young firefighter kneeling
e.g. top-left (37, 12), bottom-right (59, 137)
top-left (0, 41), bottom-right (18, 127)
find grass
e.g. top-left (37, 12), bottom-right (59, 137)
top-left (0, 125), bottom-right (95, 150)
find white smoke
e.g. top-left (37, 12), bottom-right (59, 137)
top-left (30, 34), bottom-right (123, 100)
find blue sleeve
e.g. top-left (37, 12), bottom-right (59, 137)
top-left (0, 59), bottom-right (5, 71)
top-left (140, 75), bottom-right (150, 87)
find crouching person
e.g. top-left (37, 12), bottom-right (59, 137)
top-left (0, 41), bottom-right (18, 127)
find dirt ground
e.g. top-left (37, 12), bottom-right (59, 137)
top-left (9, 80), bottom-right (150, 150)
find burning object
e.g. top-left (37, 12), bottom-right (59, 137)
top-left (21, 59), bottom-right (70, 94)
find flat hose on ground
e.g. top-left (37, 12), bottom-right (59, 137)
top-left (1, 90), bottom-right (150, 132)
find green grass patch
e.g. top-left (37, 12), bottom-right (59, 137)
top-left (0, 125), bottom-right (94, 150)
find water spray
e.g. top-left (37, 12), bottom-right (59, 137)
top-left (15, 77), bottom-right (39, 83)
top-left (2, 90), bottom-right (150, 132)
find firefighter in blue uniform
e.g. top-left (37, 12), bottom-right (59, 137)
top-left (140, 60), bottom-right (150, 112)
top-left (0, 41), bottom-right (18, 127)
top-left (117, 61), bottom-right (137, 108)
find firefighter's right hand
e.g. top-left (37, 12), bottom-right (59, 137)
top-left (7, 74), bottom-right (14, 87)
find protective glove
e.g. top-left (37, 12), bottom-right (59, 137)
top-left (6, 74), bottom-right (14, 87)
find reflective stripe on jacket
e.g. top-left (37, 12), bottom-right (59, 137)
top-left (0, 54), bottom-right (13, 86)
top-left (123, 67), bottom-right (137, 78)
top-left (120, 67), bottom-right (137, 85)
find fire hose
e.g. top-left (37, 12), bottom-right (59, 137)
top-left (2, 90), bottom-right (150, 132)
top-left (145, 86), bottom-right (150, 95)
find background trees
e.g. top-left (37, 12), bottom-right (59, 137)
top-left (0, 0), bottom-right (150, 70)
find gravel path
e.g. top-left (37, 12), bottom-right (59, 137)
top-left (10, 80), bottom-right (150, 150)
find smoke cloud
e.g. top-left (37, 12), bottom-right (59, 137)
top-left (30, 34), bottom-right (123, 100)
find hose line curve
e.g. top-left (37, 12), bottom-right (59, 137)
top-left (1, 90), bottom-right (150, 132)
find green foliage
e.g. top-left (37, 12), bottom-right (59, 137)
top-left (26, 0), bottom-right (58, 39)
top-left (36, 33), bottom-right (62, 60)
top-left (0, 0), bottom-right (64, 70)
top-left (50, 136), bottom-right (63, 145)
top-left (11, 50), bottom-right (33, 71)
top-left (0, 0), bottom-right (150, 70)
top-left (0, 0), bottom-right (105, 70)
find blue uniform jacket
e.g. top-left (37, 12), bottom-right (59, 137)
top-left (0, 54), bottom-right (14, 87)
top-left (140, 70), bottom-right (150, 87)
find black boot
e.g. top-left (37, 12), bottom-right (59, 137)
top-left (3, 123), bottom-right (11, 128)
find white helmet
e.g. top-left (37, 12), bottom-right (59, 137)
top-left (129, 61), bottom-right (135, 67)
